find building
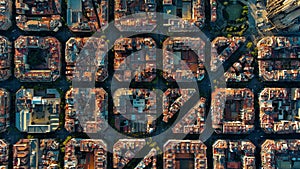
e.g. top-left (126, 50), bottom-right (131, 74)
top-left (172, 97), bottom-right (206, 134)
top-left (213, 140), bottom-right (256, 169)
top-left (163, 37), bottom-right (206, 81)
top-left (163, 0), bottom-right (205, 31)
top-left (67, 0), bottom-right (108, 32)
top-left (259, 88), bottom-right (300, 133)
top-left (65, 37), bottom-right (108, 82)
top-left (0, 139), bottom-right (8, 168)
top-left (114, 0), bottom-right (157, 31)
top-left (65, 88), bottom-right (108, 133)
top-left (211, 88), bottom-right (255, 134)
top-left (0, 0), bottom-right (12, 30)
top-left (113, 88), bottom-right (157, 134)
top-left (0, 88), bottom-right (9, 133)
top-left (135, 148), bottom-right (157, 169)
top-left (15, 88), bottom-right (61, 133)
top-left (15, 0), bottom-right (62, 31)
top-left (114, 37), bottom-right (157, 82)
top-left (13, 139), bottom-right (60, 169)
top-left (211, 37), bottom-right (246, 72)
top-left (0, 36), bottom-right (12, 81)
top-left (210, 0), bottom-right (217, 22)
top-left (14, 36), bottom-right (61, 82)
top-left (113, 139), bottom-right (146, 168)
top-left (64, 138), bottom-right (107, 169)
top-left (224, 53), bottom-right (254, 82)
top-left (257, 36), bottom-right (300, 81)
top-left (266, 0), bottom-right (300, 32)
top-left (163, 140), bottom-right (207, 169)
top-left (163, 89), bottom-right (196, 123)
top-left (261, 139), bottom-right (300, 169)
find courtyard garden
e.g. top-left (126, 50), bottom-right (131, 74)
top-left (221, 0), bottom-right (249, 36)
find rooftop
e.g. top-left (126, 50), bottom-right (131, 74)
top-left (0, 139), bottom-right (8, 168)
top-left (210, 0), bottom-right (217, 22)
top-left (211, 88), bottom-right (255, 134)
top-left (163, 89), bottom-right (196, 123)
top-left (13, 139), bottom-right (59, 169)
top-left (256, 0), bottom-right (300, 32)
top-left (114, 37), bottom-right (157, 82)
top-left (172, 97), bottom-right (206, 134)
top-left (261, 139), bottom-right (300, 169)
top-left (257, 36), bottom-right (300, 81)
top-left (163, 0), bottom-right (206, 31)
top-left (114, 0), bottom-right (157, 31)
top-left (163, 140), bottom-right (207, 169)
top-left (135, 148), bottom-right (157, 169)
top-left (213, 140), bottom-right (256, 169)
top-left (65, 88), bottom-right (108, 133)
top-left (0, 0), bottom-right (12, 30)
top-left (64, 138), bottom-right (107, 169)
top-left (224, 53), bottom-right (255, 82)
top-left (113, 139), bottom-right (146, 169)
top-left (65, 37), bottom-right (108, 82)
top-left (67, 0), bottom-right (108, 32)
top-left (113, 88), bottom-right (157, 134)
top-left (14, 36), bottom-right (61, 82)
top-left (15, 0), bottom-right (62, 31)
top-left (211, 37), bottom-right (246, 72)
top-left (0, 36), bottom-right (12, 81)
top-left (15, 88), bottom-right (61, 133)
top-left (0, 88), bottom-right (9, 133)
top-left (259, 88), bottom-right (300, 133)
top-left (163, 37), bottom-right (205, 81)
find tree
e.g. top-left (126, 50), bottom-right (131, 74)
top-left (241, 17), bottom-right (247, 22)
top-left (27, 135), bottom-right (34, 139)
top-left (238, 31), bottom-right (243, 36)
top-left (60, 147), bottom-right (65, 153)
top-left (63, 136), bottom-right (72, 145)
top-left (246, 42), bottom-right (253, 49)
top-left (242, 10), bottom-right (249, 16)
